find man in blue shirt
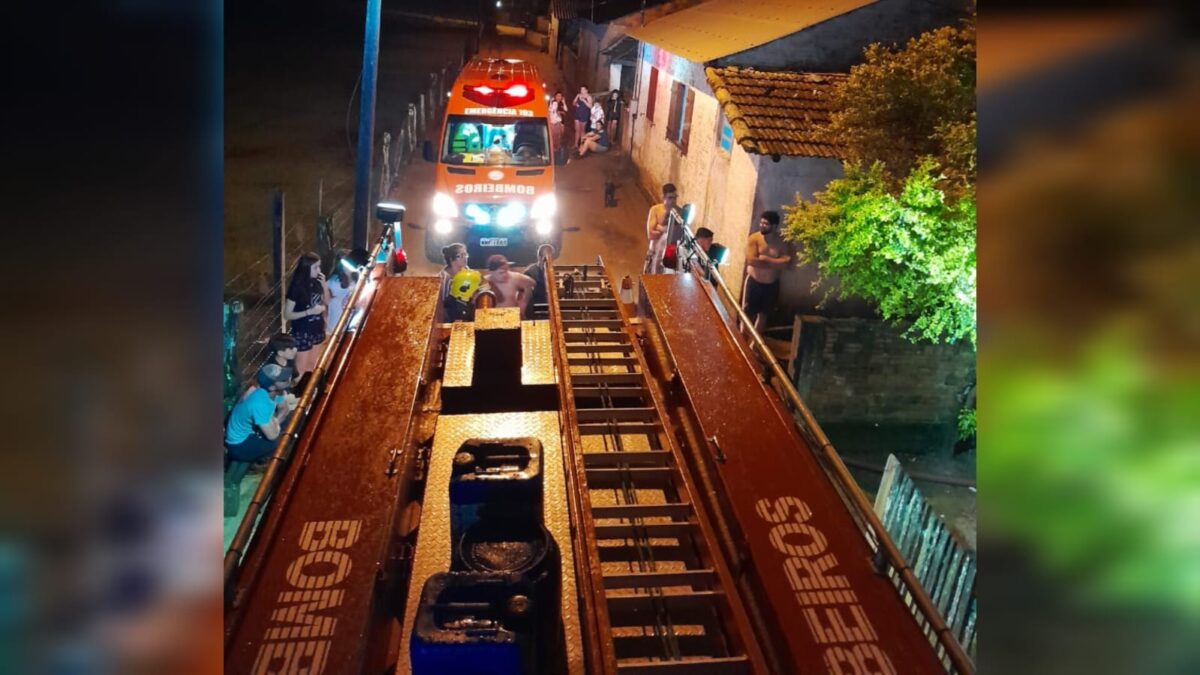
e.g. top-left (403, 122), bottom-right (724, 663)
top-left (225, 362), bottom-right (293, 463)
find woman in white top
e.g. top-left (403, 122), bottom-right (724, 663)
top-left (326, 252), bottom-right (357, 329)
top-left (589, 100), bottom-right (606, 135)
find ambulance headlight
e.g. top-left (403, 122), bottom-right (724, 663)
top-left (496, 202), bottom-right (527, 228)
top-left (531, 193), bottom-right (557, 220)
top-left (464, 203), bottom-right (491, 225)
top-left (432, 192), bottom-right (459, 218)
top-left (434, 219), bottom-right (452, 234)
top-left (535, 219), bottom-right (553, 235)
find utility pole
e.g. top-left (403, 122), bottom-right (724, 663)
top-left (352, 0), bottom-right (383, 249)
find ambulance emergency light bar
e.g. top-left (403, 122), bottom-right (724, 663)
top-left (462, 82), bottom-right (535, 107)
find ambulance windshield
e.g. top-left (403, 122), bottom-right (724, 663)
top-left (441, 115), bottom-right (551, 167)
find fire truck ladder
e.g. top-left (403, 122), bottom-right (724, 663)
top-left (544, 259), bottom-right (770, 675)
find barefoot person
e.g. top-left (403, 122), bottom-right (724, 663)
top-left (743, 211), bottom-right (793, 333)
top-left (484, 254), bottom-right (537, 317)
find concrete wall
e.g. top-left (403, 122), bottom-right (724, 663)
top-left (791, 315), bottom-right (976, 425)
top-left (715, 0), bottom-right (967, 71)
top-left (750, 156), bottom-right (850, 316)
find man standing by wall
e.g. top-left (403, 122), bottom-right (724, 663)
top-left (743, 211), bottom-right (792, 333)
top-left (643, 183), bottom-right (679, 274)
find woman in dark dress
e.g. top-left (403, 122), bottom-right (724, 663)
top-left (571, 85), bottom-right (593, 149)
top-left (283, 251), bottom-right (329, 376)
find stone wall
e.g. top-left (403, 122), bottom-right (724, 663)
top-left (790, 315), bottom-right (975, 425)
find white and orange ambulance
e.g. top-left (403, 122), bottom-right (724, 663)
top-left (422, 58), bottom-right (561, 264)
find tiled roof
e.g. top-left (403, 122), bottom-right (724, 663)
top-left (705, 66), bottom-right (848, 159)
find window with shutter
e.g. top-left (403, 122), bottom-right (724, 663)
top-left (645, 67), bottom-right (659, 125)
top-left (680, 88), bottom-right (695, 155)
top-left (666, 81), bottom-right (684, 143)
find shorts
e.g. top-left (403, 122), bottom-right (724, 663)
top-left (226, 433), bottom-right (276, 463)
top-left (743, 278), bottom-right (780, 317)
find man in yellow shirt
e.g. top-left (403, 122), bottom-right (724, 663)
top-left (643, 183), bottom-right (679, 274)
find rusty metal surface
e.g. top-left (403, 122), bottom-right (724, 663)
top-left (398, 411), bottom-right (583, 674)
top-left (225, 276), bottom-right (440, 675)
top-left (641, 274), bottom-right (947, 675)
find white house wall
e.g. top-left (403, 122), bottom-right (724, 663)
top-left (631, 50), bottom-right (760, 302)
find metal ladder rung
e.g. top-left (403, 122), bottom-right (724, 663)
top-left (571, 384), bottom-right (648, 398)
top-left (576, 407), bottom-right (658, 422)
top-left (606, 591), bottom-right (726, 623)
top-left (562, 313), bottom-right (622, 322)
top-left (595, 522), bottom-right (695, 540)
top-left (563, 319), bottom-right (625, 328)
top-left (573, 386), bottom-right (647, 399)
top-left (585, 466), bottom-right (674, 488)
top-left (572, 372), bottom-right (644, 385)
top-left (614, 635), bottom-right (732, 661)
top-left (568, 356), bottom-right (639, 367)
top-left (602, 569), bottom-right (717, 590)
top-left (592, 503), bottom-right (694, 519)
top-left (578, 421), bottom-right (661, 436)
top-left (559, 295), bottom-right (619, 303)
top-left (566, 343), bottom-right (634, 353)
top-left (583, 450), bottom-right (672, 467)
top-left (616, 656), bottom-right (751, 675)
top-left (565, 331), bottom-right (630, 343)
top-left (598, 543), bottom-right (689, 563)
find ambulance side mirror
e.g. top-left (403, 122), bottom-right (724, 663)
top-left (422, 141), bottom-right (434, 163)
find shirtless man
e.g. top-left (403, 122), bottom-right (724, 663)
top-left (485, 254), bottom-right (537, 317)
top-left (743, 211), bottom-right (792, 333)
top-left (643, 183), bottom-right (679, 274)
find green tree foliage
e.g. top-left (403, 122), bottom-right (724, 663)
top-left (783, 159), bottom-right (976, 345)
top-left (828, 21), bottom-right (976, 194)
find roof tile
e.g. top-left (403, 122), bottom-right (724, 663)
top-left (706, 66), bottom-right (849, 159)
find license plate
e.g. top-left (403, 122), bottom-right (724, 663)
top-left (479, 237), bottom-right (508, 247)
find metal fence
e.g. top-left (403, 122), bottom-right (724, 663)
top-left (224, 59), bottom-right (463, 402)
top-left (378, 61), bottom-right (461, 199)
top-left (875, 454), bottom-right (978, 661)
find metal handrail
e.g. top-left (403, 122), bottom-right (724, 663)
top-left (223, 223), bottom-right (394, 588)
top-left (670, 218), bottom-right (975, 674)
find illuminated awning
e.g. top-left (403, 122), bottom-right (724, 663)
top-left (626, 0), bottom-right (878, 64)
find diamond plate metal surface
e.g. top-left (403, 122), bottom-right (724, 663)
top-left (399, 411), bottom-right (583, 674)
top-left (443, 322), bottom-right (475, 388)
top-left (444, 320), bottom-right (558, 389)
top-left (475, 306), bottom-right (521, 330)
top-left (521, 320), bottom-right (557, 386)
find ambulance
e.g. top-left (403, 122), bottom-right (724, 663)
top-left (422, 58), bottom-right (561, 264)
